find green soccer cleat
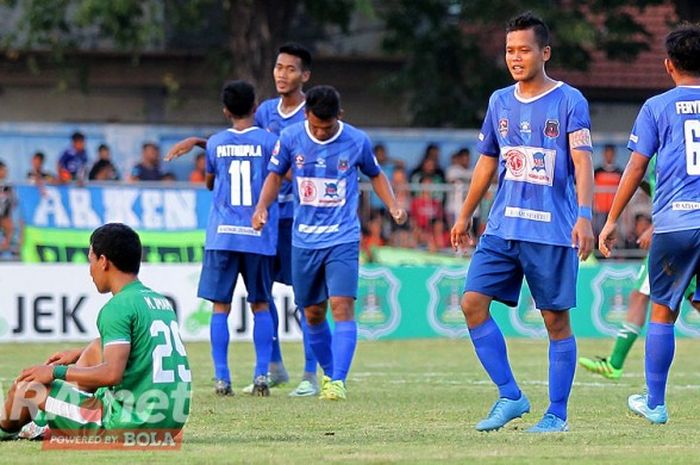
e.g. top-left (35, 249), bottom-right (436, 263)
top-left (578, 356), bottom-right (623, 380)
top-left (289, 379), bottom-right (320, 397)
top-left (320, 380), bottom-right (347, 401)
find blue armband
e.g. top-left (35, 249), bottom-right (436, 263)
top-left (578, 206), bottom-right (592, 220)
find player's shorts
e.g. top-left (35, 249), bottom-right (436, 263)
top-left (649, 229), bottom-right (700, 310)
top-left (273, 218), bottom-right (293, 286)
top-left (464, 234), bottom-right (578, 310)
top-left (198, 249), bottom-right (273, 304)
top-left (292, 241), bottom-right (359, 308)
top-left (44, 380), bottom-right (104, 432)
top-left (634, 257), bottom-right (651, 296)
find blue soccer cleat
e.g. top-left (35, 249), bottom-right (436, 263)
top-left (628, 394), bottom-right (668, 424)
top-left (475, 393), bottom-right (530, 431)
top-left (527, 413), bottom-right (569, 433)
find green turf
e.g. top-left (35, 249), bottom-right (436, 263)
top-left (2, 338), bottom-right (700, 464)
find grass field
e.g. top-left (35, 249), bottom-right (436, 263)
top-left (2, 338), bottom-right (700, 464)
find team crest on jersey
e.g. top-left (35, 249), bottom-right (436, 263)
top-left (324, 182), bottom-right (339, 198)
top-left (532, 151), bottom-right (546, 172)
top-left (519, 121), bottom-right (531, 134)
top-left (338, 158), bottom-right (349, 171)
top-left (295, 154), bottom-right (305, 168)
top-left (508, 283), bottom-right (547, 338)
top-left (426, 268), bottom-right (470, 338)
top-left (357, 268), bottom-right (402, 340)
top-left (505, 149), bottom-right (527, 177)
top-left (544, 119), bottom-right (559, 138)
top-left (591, 268), bottom-right (638, 336)
top-left (498, 118), bottom-right (509, 137)
top-left (300, 180), bottom-right (317, 202)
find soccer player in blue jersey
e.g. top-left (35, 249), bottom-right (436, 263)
top-left (599, 24), bottom-right (700, 424)
top-left (200, 80), bottom-right (280, 396)
top-left (450, 12), bottom-right (595, 433)
top-left (252, 85), bottom-right (407, 400)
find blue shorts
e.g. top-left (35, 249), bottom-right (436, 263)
top-left (197, 249), bottom-right (273, 304)
top-left (649, 229), bottom-right (700, 311)
top-left (464, 234), bottom-right (578, 310)
top-left (292, 242), bottom-right (359, 308)
top-left (273, 218), bottom-right (293, 285)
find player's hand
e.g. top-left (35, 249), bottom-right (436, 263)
top-left (45, 348), bottom-right (82, 366)
top-left (571, 217), bottom-right (595, 261)
top-left (17, 365), bottom-right (54, 384)
top-left (389, 206), bottom-right (407, 225)
top-left (450, 218), bottom-right (473, 251)
top-left (252, 206), bottom-right (268, 231)
top-left (637, 224), bottom-right (654, 250)
top-left (598, 220), bottom-right (618, 258)
top-left (165, 138), bottom-right (199, 161)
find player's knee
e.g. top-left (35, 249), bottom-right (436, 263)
top-left (250, 302), bottom-right (268, 313)
top-left (330, 298), bottom-right (354, 322)
top-left (305, 305), bottom-right (326, 326)
top-left (461, 292), bottom-right (489, 326)
top-left (650, 304), bottom-right (677, 324)
top-left (541, 310), bottom-right (571, 338)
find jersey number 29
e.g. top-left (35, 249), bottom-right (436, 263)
top-left (151, 320), bottom-right (192, 383)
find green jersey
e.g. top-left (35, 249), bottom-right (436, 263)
top-left (96, 280), bottom-right (191, 430)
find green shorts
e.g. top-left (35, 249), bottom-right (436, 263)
top-left (44, 380), bottom-right (106, 432)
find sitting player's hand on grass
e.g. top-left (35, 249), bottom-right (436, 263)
top-left (45, 348), bottom-right (83, 366)
top-left (252, 207), bottom-right (268, 230)
top-left (572, 217), bottom-right (595, 260)
top-left (17, 365), bottom-right (54, 384)
top-left (390, 206), bottom-right (407, 225)
top-left (598, 221), bottom-right (618, 258)
top-left (637, 225), bottom-right (654, 250)
top-left (450, 218), bottom-right (473, 251)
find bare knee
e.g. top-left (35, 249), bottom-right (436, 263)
top-left (305, 303), bottom-right (327, 326)
top-left (250, 302), bottom-right (268, 313)
top-left (541, 310), bottom-right (571, 340)
top-left (461, 292), bottom-right (491, 328)
top-left (651, 303), bottom-right (677, 324)
top-left (330, 297), bottom-right (354, 322)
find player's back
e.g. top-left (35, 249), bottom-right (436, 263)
top-left (96, 280), bottom-right (191, 430)
top-left (205, 127), bottom-right (279, 255)
top-left (631, 86), bottom-right (700, 233)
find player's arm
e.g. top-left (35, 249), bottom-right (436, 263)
top-left (164, 137), bottom-right (208, 161)
top-left (599, 152), bottom-right (650, 257)
top-left (205, 173), bottom-right (215, 191)
top-left (369, 172), bottom-right (407, 224)
top-left (252, 173), bottom-right (283, 230)
top-left (571, 146), bottom-right (595, 260)
top-left (451, 154), bottom-right (498, 250)
top-left (18, 343), bottom-right (130, 390)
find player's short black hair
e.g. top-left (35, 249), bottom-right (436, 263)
top-left (98, 144), bottom-right (109, 152)
top-left (665, 24), bottom-right (700, 76)
top-left (71, 131), bottom-right (85, 141)
top-left (142, 142), bottom-right (159, 151)
top-left (278, 43), bottom-right (312, 70)
top-left (33, 151), bottom-right (45, 161)
top-left (305, 85), bottom-right (341, 120)
top-left (506, 12), bottom-right (550, 49)
top-left (0, 160), bottom-right (5, 169)
top-left (90, 223), bottom-right (142, 274)
top-left (221, 80), bottom-right (256, 118)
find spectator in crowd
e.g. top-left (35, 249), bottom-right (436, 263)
top-left (445, 147), bottom-right (474, 224)
top-left (411, 176), bottom-right (444, 247)
top-left (428, 218), bottom-right (451, 253)
top-left (361, 211), bottom-right (386, 261)
top-left (624, 213), bottom-right (653, 250)
top-left (89, 144), bottom-right (120, 181)
top-left (0, 161), bottom-right (15, 252)
top-left (593, 144), bottom-right (623, 236)
top-left (162, 172), bottom-right (177, 182)
top-left (189, 152), bottom-right (206, 183)
top-left (387, 167), bottom-right (415, 248)
top-left (57, 131), bottom-right (88, 183)
top-left (129, 142), bottom-right (164, 182)
top-left (26, 152), bottom-right (55, 184)
top-left (409, 143), bottom-right (446, 184)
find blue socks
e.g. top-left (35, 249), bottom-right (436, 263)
top-left (307, 320), bottom-right (334, 376)
top-left (210, 312), bottom-right (230, 382)
top-left (268, 299), bottom-right (283, 364)
top-left (299, 308), bottom-right (319, 374)
top-left (546, 336), bottom-right (577, 421)
top-left (646, 322), bottom-right (675, 409)
top-left (253, 310), bottom-right (274, 378)
top-left (332, 321), bottom-right (358, 382)
top-left (468, 318), bottom-right (521, 400)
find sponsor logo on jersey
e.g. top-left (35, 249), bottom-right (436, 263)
top-left (300, 180), bottom-right (317, 203)
top-left (519, 120), bottom-right (531, 134)
top-left (498, 118), bottom-right (509, 137)
top-left (357, 267), bottom-right (402, 340)
top-left (315, 158), bottom-right (326, 168)
top-left (505, 149), bottom-right (526, 177)
top-left (544, 119), bottom-right (559, 138)
top-left (272, 140), bottom-right (280, 156)
top-left (590, 267), bottom-right (638, 336)
top-left (295, 154), bottom-right (305, 168)
top-left (324, 182), bottom-right (339, 198)
top-left (297, 177), bottom-right (346, 207)
top-left (532, 151), bottom-right (546, 172)
top-left (502, 146), bottom-right (556, 186)
top-left (338, 158), bottom-right (349, 171)
top-left (426, 268), bottom-right (470, 338)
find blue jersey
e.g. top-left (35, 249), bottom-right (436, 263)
top-left (268, 121), bottom-right (381, 249)
top-left (477, 81), bottom-right (593, 247)
top-left (255, 97), bottom-right (306, 220)
top-left (628, 86), bottom-right (700, 233)
top-left (205, 127), bottom-right (279, 255)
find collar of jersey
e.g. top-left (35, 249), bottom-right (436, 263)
top-left (277, 98), bottom-right (306, 119)
top-left (513, 81), bottom-right (563, 104)
top-left (227, 126), bottom-right (259, 134)
top-left (678, 85), bottom-right (700, 89)
top-left (305, 120), bottom-right (344, 145)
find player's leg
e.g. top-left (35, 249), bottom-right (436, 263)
top-left (522, 242), bottom-right (577, 433)
top-left (289, 308), bottom-right (320, 396)
top-left (579, 261), bottom-right (650, 379)
top-left (197, 250), bottom-right (238, 396)
top-left (1, 380), bottom-right (49, 436)
top-left (462, 235), bottom-right (529, 431)
top-left (630, 229), bottom-right (700, 424)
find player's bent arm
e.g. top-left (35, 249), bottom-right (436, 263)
top-left (164, 137), bottom-right (208, 161)
top-left (605, 152), bottom-right (649, 225)
top-left (369, 172), bottom-right (407, 224)
top-left (62, 343), bottom-right (130, 390)
top-left (455, 155), bottom-right (498, 223)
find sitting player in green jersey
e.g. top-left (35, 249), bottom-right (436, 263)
top-left (0, 223), bottom-right (191, 442)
